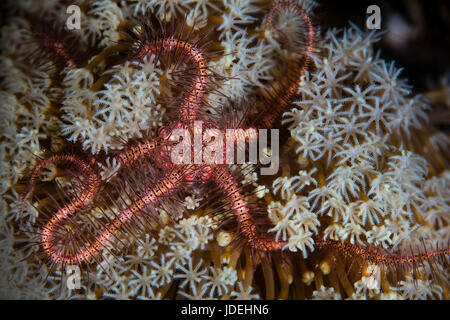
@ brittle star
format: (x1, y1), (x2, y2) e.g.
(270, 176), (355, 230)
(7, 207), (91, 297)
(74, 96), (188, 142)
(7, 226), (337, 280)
(21, 2), (448, 276)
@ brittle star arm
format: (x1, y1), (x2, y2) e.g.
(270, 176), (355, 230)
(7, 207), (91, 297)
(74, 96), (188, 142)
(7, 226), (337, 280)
(114, 139), (161, 168)
(314, 237), (450, 268)
(39, 164), (193, 266)
(206, 162), (450, 261)
(210, 165), (287, 251)
(115, 34), (210, 166)
(136, 36), (209, 122)
(258, 1), (315, 129)
(20, 155), (101, 217)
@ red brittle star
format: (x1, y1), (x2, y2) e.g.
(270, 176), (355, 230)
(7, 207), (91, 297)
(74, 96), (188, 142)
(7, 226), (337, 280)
(21, 2), (449, 278)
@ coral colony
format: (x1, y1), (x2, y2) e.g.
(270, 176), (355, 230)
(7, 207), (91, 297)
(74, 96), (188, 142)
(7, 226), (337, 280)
(0, 0), (448, 300)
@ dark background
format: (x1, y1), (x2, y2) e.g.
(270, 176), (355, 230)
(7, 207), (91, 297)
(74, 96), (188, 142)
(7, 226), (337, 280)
(316, 0), (450, 93)
(316, 0), (450, 130)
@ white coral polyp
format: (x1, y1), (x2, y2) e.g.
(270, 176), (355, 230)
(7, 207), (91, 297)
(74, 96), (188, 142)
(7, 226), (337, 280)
(60, 58), (165, 154)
